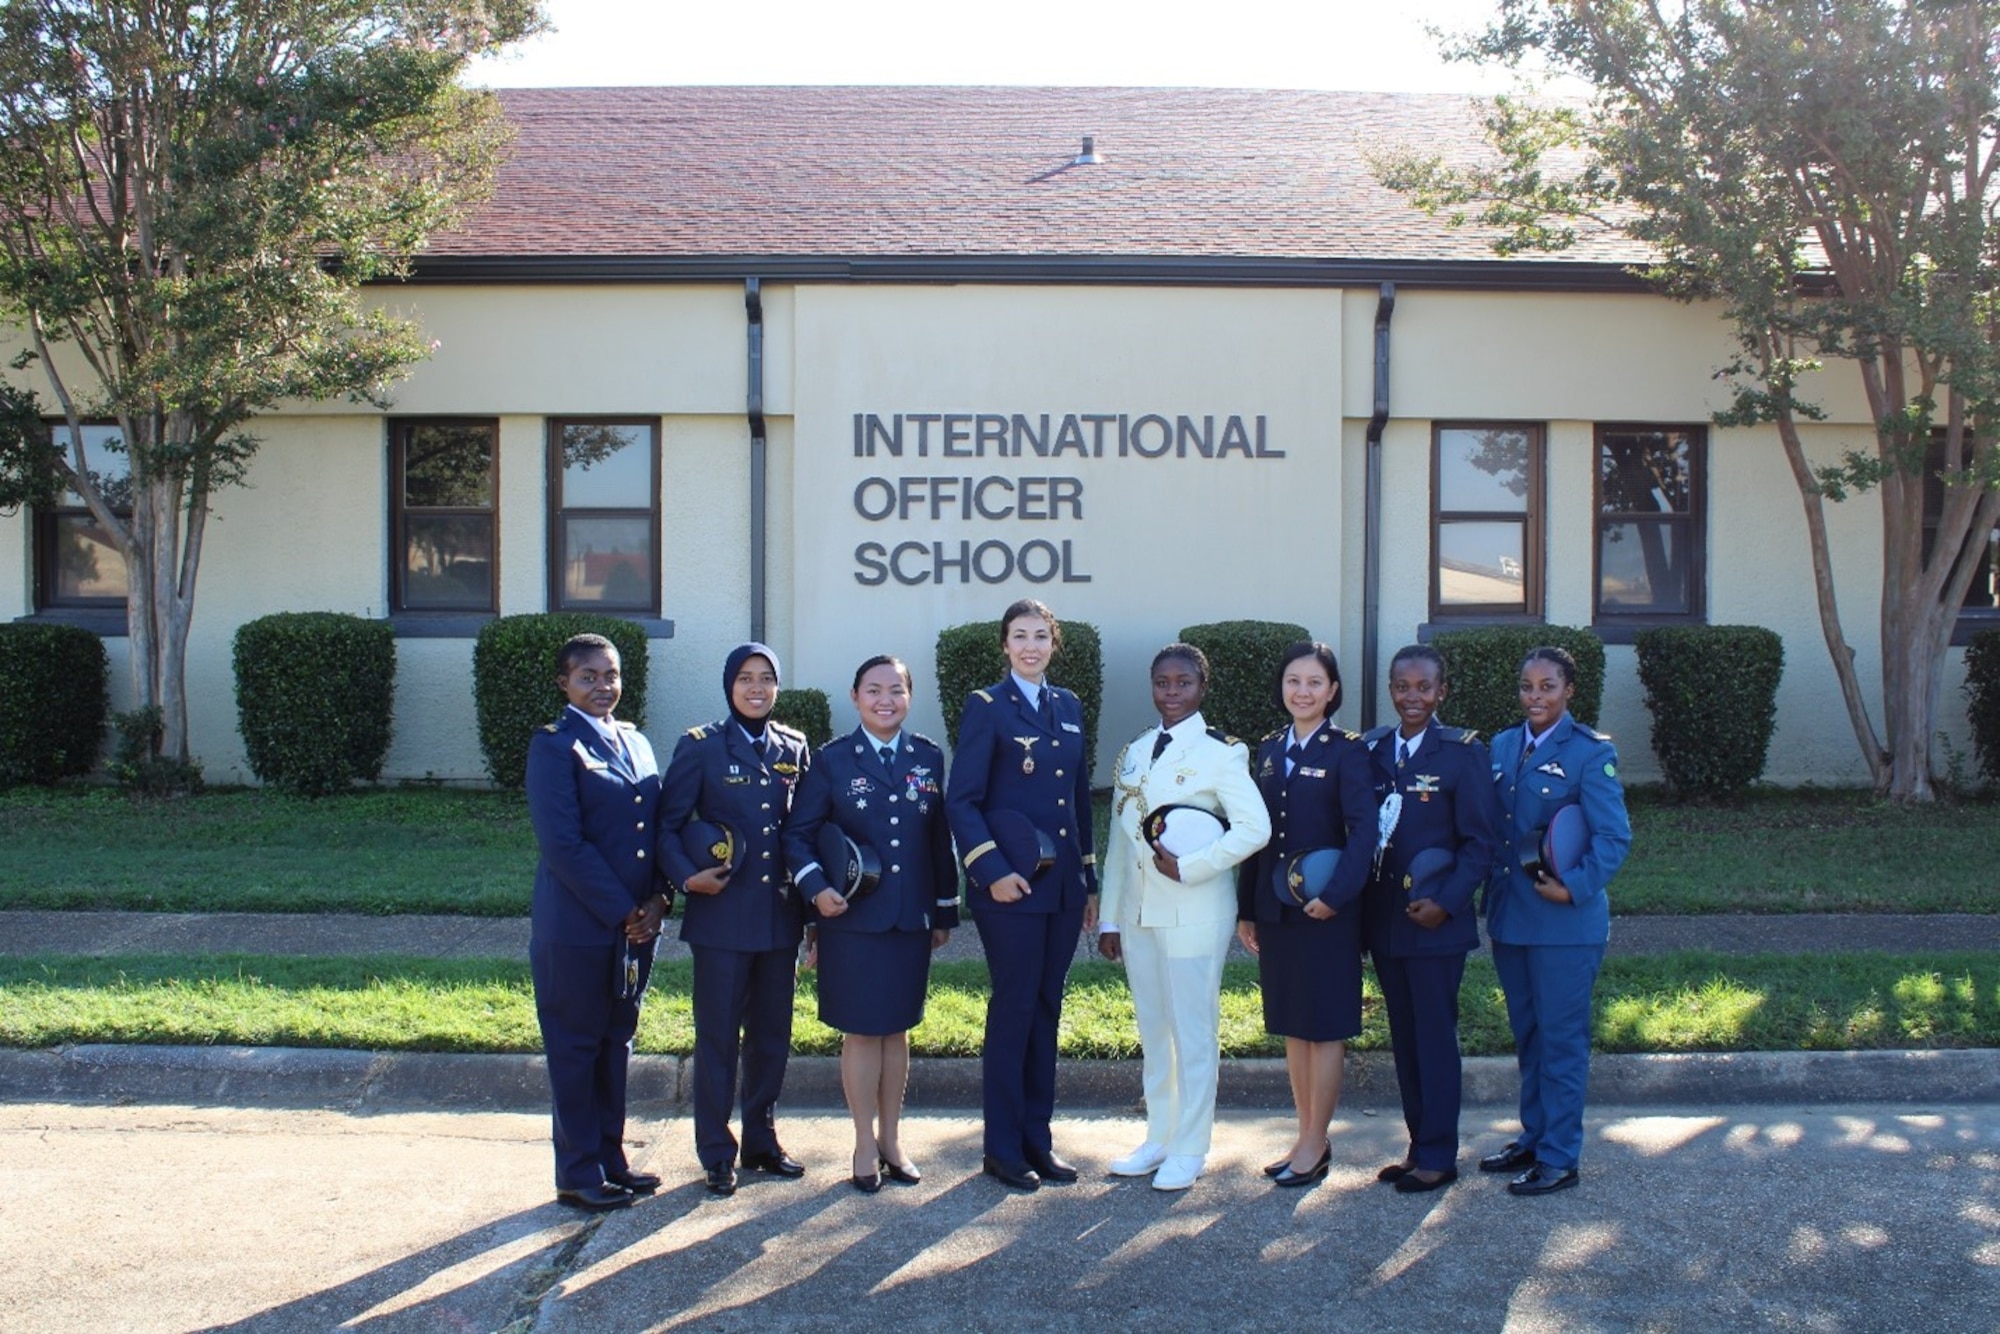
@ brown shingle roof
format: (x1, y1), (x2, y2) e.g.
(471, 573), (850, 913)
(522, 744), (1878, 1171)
(426, 86), (1645, 271)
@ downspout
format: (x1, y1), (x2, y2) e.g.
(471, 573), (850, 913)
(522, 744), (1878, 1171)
(1361, 282), (1396, 731)
(745, 277), (767, 644)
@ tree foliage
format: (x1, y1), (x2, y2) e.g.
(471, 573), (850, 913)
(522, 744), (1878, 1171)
(1377, 0), (2000, 800)
(0, 0), (543, 763)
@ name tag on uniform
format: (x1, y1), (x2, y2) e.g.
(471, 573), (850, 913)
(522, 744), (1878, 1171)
(1300, 766), (1327, 779)
(1061, 721), (1081, 733)
(723, 774), (751, 785)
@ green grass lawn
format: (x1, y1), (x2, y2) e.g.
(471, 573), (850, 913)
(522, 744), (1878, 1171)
(2, 783), (1996, 916)
(3, 952), (1992, 1056)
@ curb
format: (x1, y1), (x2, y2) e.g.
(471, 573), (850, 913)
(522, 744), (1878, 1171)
(4, 1045), (1996, 1113)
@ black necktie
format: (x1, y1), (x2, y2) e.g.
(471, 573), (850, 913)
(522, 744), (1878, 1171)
(1396, 738), (1411, 769)
(878, 743), (896, 770)
(1152, 730), (1173, 762)
(1285, 742), (1304, 776)
(1037, 688), (1054, 730)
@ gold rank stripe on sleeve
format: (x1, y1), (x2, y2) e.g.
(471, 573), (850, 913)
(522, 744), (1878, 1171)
(686, 724), (710, 740)
(962, 840), (997, 867)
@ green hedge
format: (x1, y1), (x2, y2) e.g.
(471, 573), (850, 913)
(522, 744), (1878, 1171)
(232, 613), (395, 796)
(1178, 619), (1310, 743)
(0, 623), (107, 786)
(770, 687), (834, 749)
(473, 614), (652, 788)
(1637, 625), (1784, 798)
(1428, 626), (1605, 741)
(1965, 629), (2000, 787)
(936, 617), (1103, 773)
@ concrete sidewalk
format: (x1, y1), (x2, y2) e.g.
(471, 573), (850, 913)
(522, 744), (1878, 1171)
(2, 1102), (1993, 1333)
(6, 908), (1998, 961)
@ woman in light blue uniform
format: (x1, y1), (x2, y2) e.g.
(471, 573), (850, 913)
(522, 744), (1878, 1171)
(786, 654), (958, 1193)
(1482, 645), (1633, 1196)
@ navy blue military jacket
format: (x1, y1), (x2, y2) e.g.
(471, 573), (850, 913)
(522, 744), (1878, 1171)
(1485, 714), (1632, 947)
(943, 679), (1097, 916)
(1332, 723), (1499, 958)
(657, 718), (810, 953)
(526, 708), (669, 947)
(1235, 721), (1374, 924)
(784, 727), (960, 935)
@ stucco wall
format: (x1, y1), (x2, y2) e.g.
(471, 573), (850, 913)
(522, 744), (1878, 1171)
(0, 279), (1972, 787)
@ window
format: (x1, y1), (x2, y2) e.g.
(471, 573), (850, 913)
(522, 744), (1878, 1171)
(391, 419), (497, 613)
(1922, 433), (2000, 619)
(548, 418), (659, 613)
(1594, 425), (1707, 623)
(1432, 423), (1544, 618)
(36, 422), (131, 608)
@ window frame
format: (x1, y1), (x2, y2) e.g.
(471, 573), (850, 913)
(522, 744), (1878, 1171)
(1430, 420), (1546, 622)
(546, 416), (662, 616)
(1591, 422), (1709, 628)
(34, 419), (131, 612)
(389, 417), (500, 615)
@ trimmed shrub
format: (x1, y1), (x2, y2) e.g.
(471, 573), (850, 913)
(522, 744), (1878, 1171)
(233, 612), (396, 796)
(1964, 629), (2000, 786)
(770, 687), (834, 749)
(0, 622), (108, 785)
(1428, 626), (1605, 742)
(936, 617), (1104, 773)
(109, 705), (204, 797)
(1177, 619), (1310, 743)
(1636, 625), (1783, 798)
(474, 614), (652, 788)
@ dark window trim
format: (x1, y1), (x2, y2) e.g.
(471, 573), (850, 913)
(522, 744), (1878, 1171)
(14, 608), (128, 637)
(1430, 421), (1546, 622)
(547, 416), (662, 616)
(34, 418), (130, 612)
(389, 417), (500, 615)
(1591, 423), (1709, 627)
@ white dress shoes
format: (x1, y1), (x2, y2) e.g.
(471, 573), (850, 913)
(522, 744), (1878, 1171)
(1108, 1142), (1168, 1177)
(1151, 1154), (1205, 1191)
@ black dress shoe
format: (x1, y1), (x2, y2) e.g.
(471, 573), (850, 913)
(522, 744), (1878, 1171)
(705, 1165), (738, 1196)
(742, 1150), (806, 1178)
(982, 1155), (1042, 1191)
(1392, 1167), (1458, 1194)
(1479, 1142), (1537, 1174)
(1376, 1161), (1415, 1183)
(1024, 1148), (1078, 1183)
(1274, 1142), (1333, 1189)
(1263, 1157), (1290, 1178)
(556, 1182), (636, 1212)
(879, 1158), (923, 1185)
(607, 1171), (662, 1194)
(851, 1170), (882, 1194)
(1507, 1164), (1579, 1196)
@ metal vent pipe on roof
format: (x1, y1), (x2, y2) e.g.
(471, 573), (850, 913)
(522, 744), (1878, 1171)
(1073, 135), (1102, 165)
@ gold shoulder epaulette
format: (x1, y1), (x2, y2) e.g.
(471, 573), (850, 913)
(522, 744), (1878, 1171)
(541, 722), (559, 733)
(1208, 725), (1241, 747)
(1260, 726), (1287, 743)
(973, 689), (994, 703)
(686, 724), (710, 740)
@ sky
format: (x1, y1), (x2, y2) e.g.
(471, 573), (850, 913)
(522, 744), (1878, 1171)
(465, 0), (1565, 95)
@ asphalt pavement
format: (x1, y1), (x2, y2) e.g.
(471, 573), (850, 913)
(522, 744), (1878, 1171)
(2, 1102), (1993, 1333)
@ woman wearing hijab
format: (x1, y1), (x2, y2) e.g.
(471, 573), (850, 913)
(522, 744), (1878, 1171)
(659, 643), (812, 1196)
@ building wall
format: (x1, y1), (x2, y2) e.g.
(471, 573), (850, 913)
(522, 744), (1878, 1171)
(2, 279), (1969, 786)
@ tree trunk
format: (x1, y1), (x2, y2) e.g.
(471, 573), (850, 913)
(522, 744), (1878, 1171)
(1879, 589), (1951, 802)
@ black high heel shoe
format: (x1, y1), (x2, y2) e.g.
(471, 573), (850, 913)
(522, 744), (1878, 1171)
(851, 1168), (883, 1194)
(879, 1157), (923, 1185)
(1274, 1141), (1333, 1189)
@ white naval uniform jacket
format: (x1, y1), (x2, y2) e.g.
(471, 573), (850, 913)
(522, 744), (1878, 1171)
(1100, 711), (1271, 932)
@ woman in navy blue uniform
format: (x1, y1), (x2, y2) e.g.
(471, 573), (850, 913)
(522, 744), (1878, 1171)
(658, 643), (811, 1196)
(525, 633), (670, 1212)
(1234, 641), (1374, 1188)
(944, 598), (1098, 1192)
(1335, 643), (1498, 1194)
(1481, 645), (1632, 1196)
(785, 654), (958, 1193)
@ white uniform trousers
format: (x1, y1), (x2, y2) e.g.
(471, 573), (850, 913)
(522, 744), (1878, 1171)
(1121, 915), (1235, 1157)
